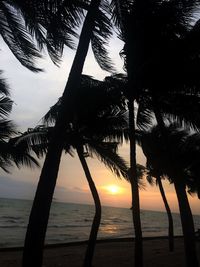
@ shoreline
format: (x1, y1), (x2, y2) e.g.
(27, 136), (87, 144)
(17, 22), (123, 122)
(1, 236), (200, 267)
(0, 235), (185, 252)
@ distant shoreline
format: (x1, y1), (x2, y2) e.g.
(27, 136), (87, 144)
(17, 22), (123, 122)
(0, 236), (185, 252)
(1, 236), (200, 267)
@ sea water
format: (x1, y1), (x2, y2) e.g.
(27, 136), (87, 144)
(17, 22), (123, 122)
(0, 198), (200, 248)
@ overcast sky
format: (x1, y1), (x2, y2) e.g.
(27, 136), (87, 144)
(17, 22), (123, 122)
(0, 34), (199, 215)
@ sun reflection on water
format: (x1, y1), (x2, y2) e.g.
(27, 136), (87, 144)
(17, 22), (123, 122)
(100, 225), (118, 234)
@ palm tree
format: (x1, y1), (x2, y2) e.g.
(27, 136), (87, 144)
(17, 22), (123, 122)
(18, 123), (128, 267)
(44, 75), (128, 267)
(22, 1), (113, 266)
(24, 56), (125, 264)
(0, 6), (115, 264)
(138, 125), (199, 267)
(137, 81), (200, 262)
(17, 76), (127, 266)
(76, 144), (128, 267)
(110, 1), (200, 266)
(137, 135), (175, 252)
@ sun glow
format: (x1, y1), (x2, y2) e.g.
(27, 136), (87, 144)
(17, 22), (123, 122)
(106, 185), (121, 195)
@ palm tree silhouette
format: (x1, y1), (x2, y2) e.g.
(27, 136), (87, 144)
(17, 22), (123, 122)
(137, 131), (174, 252)
(111, 1), (200, 266)
(19, 124), (128, 267)
(19, 75), (128, 267)
(44, 76), (128, 267)
(18, 1), (200, 266)
(22, 1), (114, 266)
(138, 125), (199, 267)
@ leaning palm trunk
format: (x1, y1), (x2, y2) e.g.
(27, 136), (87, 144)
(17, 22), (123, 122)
(152, 97), (199, 267)
(77, 146), (101, 267)
(173, 179), (198, 267)
(128, 100), (143, 267)
(113, 2), (143, 265)
(156, 175), (174, 252)
(22, 1), (102, 266)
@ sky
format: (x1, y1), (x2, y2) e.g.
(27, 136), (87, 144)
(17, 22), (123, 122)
(0, 33), (199, 216)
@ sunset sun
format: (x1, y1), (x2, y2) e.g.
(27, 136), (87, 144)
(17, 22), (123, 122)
(106, 185), (121, 195)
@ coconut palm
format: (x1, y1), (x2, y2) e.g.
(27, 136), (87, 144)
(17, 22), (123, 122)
(76, 144), (128, 267)
(23, 73), (128, 267)
(22, 1), (115, 266)
(137, 80), (200, 261)
(17, 123), (128, 267)
(44, 75), (128, 267)
(138, 125), (199, 266)
(144, 88), (200, 266)
(110, 1), (200, 265)
(136, 134), (175, 252)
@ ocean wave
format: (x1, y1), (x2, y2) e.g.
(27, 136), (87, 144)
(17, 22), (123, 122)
(48, 224), (91, 228)
(0, 224), (26, 229)
(143, 228), (164, 233)
(73, 218), (92, 223)
(1, 215), (22, 220)
(101, 218), (128, 225)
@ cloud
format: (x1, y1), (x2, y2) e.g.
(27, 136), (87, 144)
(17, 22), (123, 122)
(53, 185), (92, 204)
(0, 175), (93, 205)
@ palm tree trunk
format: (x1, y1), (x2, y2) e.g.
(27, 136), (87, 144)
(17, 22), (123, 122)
(22, 1), (101, 266)
(77, 147), (101, 267)
(128, 100), (143, 267)
(174, 179), (199, 267)
(115, 2), (143, 265)
(156, 175), (174, 252)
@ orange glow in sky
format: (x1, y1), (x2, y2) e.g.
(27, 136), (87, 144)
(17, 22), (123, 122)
(104, 185), (123, 195)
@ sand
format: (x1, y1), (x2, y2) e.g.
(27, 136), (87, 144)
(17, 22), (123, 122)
(0, 237), (199, 267)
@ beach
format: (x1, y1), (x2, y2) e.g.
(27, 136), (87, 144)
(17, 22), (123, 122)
(1, 200), (200, 266)
(1, 237), (199, 267)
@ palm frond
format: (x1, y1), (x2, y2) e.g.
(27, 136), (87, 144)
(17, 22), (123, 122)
(0, 1), (42, 72)
(42, 98), (61, 125)
(0, 140), (13, 171)
(136, 163), (147, 190)
(136, 103), (154, 130)
(0, 96), (13, 117)
(84, 109), (128, 144)
(86, 141), (129, 180)
(8, 0), (86, 65)
(11, 150), (40, 169)
(146, 173), (155, 186)
(0, 119), (16, 141)
(0, 71), (10, 96)
(160, 93), (200, 131)
(11, 125), (50, 158)
(90, 0), (114, 72)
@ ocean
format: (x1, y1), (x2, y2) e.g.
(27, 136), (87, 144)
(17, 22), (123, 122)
(0, 198), (200, 248)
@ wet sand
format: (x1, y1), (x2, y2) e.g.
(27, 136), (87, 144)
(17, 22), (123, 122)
(0, 237), (199, 266)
